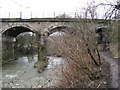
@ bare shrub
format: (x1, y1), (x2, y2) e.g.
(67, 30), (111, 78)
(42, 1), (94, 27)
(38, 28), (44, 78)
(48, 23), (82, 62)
(48, 20), (103, 88)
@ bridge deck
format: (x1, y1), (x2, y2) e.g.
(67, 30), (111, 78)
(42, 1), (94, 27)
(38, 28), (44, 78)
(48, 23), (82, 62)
(0, 18), (110, 23)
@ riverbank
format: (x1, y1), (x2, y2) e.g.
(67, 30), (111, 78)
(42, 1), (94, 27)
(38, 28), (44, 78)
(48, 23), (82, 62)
(2, 52), (117, 88)
(100, 51), (119, 88)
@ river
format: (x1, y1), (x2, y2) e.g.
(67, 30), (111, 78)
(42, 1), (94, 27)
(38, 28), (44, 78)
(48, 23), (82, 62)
(2, 55), (65, 88)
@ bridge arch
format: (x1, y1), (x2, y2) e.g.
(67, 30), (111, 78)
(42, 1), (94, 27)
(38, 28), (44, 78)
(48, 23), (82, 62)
(1, 24), (39, 37)
(45, 25), (71, 36)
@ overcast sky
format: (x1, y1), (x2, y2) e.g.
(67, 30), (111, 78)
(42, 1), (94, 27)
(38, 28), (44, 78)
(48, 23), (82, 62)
(0, 0), (116, 19)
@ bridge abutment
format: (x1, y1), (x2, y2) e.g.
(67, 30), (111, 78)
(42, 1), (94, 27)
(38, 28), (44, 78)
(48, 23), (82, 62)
(2, 36), (16, 64)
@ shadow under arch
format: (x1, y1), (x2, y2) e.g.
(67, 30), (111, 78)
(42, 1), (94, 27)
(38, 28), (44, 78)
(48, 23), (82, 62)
(2, 24), (39, 64)
(45, 25), (72, 57)
(2, 25), (39, 37)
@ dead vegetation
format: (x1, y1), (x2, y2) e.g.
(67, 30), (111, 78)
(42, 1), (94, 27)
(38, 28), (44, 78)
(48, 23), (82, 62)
(45, 0), (120, 88)
(46, 19), (109, 88)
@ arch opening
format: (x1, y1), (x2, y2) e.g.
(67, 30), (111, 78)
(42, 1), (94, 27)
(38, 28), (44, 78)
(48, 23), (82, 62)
(46, 25), (70, 57)
(46, 25), (70, 37)
(2, 26), (36, 37)
(2, 25), (39, 64)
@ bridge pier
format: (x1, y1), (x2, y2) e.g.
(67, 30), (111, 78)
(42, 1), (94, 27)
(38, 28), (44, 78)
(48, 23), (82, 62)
(38, 34), (46, 61)
(34, 34), (48, 73)
(2, 35), (16, 64)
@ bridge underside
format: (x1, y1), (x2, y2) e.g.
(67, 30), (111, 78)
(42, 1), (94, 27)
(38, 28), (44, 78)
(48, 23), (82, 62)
(3, 26), (34, 37)
(2, 26), (38, 64)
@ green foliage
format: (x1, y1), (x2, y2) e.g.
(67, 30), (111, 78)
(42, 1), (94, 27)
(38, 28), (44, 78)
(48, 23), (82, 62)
(14, 32), (38, 57)
(2, 32), (38, 64)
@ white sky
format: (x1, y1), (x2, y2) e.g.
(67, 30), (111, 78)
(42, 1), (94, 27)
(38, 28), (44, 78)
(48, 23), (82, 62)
(0, 0), (117, 19)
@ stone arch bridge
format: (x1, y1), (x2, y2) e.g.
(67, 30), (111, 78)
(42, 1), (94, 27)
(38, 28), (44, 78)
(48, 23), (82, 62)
(0, 18), (109, 65)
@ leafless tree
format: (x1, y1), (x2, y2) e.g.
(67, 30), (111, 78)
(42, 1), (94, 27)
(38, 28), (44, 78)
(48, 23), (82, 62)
(83, 0), (120, 19)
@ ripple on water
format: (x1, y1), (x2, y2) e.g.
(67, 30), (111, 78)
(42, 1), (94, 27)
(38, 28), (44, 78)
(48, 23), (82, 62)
(2, 55), (66, 88)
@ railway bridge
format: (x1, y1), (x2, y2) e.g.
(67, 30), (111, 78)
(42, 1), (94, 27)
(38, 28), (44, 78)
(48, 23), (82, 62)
(0, 18), (109, 66)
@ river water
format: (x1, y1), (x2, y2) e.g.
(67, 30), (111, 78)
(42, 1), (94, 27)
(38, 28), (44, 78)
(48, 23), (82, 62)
(2, 55), (65, 88)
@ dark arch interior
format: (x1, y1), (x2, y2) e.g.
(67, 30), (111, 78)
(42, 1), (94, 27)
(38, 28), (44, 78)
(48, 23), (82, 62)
(2, 26), (35, 37)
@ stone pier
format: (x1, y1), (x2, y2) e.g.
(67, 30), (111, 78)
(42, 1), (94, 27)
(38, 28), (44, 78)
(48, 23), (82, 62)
(2, 35), (16, 64)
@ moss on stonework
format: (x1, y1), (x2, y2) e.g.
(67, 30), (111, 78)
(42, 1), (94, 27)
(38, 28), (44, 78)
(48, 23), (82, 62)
(34, 58), (48, 73)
